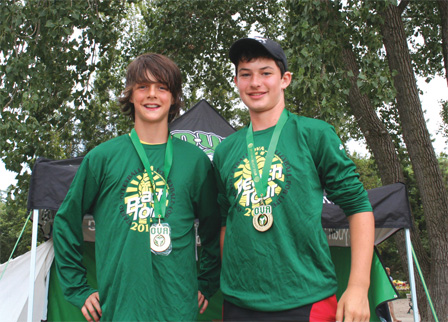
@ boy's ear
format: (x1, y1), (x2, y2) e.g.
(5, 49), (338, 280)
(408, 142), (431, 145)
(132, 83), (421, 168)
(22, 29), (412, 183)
(234, 75), (238, 85)
(281, 71), (292, 90)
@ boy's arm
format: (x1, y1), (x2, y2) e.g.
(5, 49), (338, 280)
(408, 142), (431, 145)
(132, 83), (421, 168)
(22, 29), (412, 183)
(53, 157), (99, 310)
(213, 153), (230, 261)
(335, 211), (375, 322)
(196, 162), (221, 302)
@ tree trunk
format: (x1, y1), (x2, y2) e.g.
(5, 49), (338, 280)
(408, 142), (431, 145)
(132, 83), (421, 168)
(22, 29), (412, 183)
(340, 48), (403, 184)
(340, 43), (431, 322)
(380, 3), (448, 321)
(438, 0), (448, 86)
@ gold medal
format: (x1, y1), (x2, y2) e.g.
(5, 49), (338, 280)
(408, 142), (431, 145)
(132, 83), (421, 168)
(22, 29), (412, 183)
(252, 204), (273, 232)
(150, 222), (172, 254)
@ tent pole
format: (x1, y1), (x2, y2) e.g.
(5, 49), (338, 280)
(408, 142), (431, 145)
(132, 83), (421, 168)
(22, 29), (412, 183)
(27, 209), (39, 322)
(405, 228), (419, 322)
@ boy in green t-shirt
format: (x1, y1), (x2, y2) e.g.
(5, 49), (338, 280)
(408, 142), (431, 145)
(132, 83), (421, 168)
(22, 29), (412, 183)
(214, 37), (375, 322)
(53, 53), (220, 321)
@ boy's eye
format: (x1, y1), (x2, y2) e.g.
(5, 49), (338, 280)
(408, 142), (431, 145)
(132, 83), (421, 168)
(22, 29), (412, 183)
(263, 72), (272, 76)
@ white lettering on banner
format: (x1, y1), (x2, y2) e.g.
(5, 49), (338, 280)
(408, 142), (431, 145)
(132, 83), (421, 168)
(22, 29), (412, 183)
(325, 228), (351, 247)
(88, 219), (95, 231)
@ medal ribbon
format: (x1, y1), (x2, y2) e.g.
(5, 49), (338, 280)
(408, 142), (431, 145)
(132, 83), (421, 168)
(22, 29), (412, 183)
(246, 109), (288, 203)
(130, 128), (173, 220)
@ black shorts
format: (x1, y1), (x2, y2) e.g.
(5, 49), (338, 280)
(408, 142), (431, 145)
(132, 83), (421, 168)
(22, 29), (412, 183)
(223, 294), (337, 321)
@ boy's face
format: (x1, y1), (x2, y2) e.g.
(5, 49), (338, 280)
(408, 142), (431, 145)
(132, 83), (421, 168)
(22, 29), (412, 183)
(234, 57), (291, 115)
(130, 73), (174, 126)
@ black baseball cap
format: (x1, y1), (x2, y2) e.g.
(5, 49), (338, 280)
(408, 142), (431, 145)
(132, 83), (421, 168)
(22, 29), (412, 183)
(229, 37), (288, 71)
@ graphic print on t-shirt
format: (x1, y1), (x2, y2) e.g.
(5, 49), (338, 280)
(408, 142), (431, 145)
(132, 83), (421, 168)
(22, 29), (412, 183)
(233, 146), (290, 216)
(122, 167), (170, 233)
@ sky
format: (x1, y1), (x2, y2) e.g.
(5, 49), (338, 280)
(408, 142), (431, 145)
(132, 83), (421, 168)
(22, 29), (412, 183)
(0, 77), (447, 193)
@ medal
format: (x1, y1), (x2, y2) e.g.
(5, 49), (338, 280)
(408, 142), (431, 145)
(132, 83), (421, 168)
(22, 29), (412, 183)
(150, 221), (172, 254)
(252, 204), (273, 232)
(245, 109), (289, 232)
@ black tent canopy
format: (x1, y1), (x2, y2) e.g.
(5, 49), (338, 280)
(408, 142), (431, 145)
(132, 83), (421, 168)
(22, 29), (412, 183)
(27, 156), (412, 246)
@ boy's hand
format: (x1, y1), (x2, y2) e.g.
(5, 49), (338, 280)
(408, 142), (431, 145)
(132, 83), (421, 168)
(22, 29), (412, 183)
(198, 291), (209, 314)
(335, 285), (370, 322)
(82, 292), (102, 322)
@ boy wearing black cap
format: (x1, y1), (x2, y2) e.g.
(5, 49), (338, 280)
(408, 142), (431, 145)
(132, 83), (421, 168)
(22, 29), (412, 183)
(213, 37), (375, 321)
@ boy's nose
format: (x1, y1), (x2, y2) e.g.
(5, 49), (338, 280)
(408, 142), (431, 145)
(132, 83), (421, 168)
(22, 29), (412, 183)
(250, 75), (261, 87)
(146, 85), (156, 97)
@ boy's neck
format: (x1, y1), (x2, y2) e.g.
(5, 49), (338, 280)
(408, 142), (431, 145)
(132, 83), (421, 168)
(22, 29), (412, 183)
(133, 121), (169, 144)
(250, 106), (285, 131)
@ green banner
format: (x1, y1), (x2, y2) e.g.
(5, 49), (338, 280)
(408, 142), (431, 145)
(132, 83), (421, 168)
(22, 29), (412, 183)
(331, 247), (398, 322)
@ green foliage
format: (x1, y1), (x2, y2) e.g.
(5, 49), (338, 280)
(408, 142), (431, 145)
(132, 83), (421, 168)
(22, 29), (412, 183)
(285, 0), (351, 121)
(438, 153), (448, 181)
(0, 196), (44, 264)
(377, 238), (406, 280)
(102, 0), (285, 125)
(404, 1), (446, 80)
(441, 99), (448, 140)
(0, 0), (131, 209)
(350, 152), (382, 190)
(284, 0), (399, 144)
(403, 165), (428, 250)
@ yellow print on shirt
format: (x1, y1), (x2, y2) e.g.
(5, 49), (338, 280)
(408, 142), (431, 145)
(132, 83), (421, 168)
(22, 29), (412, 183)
(124, 167), (169, 228)
(234, 147), (284, 214)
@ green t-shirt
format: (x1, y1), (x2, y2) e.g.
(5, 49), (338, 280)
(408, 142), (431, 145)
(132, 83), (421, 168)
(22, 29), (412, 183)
(53, 134), (220, 321)
(213, 111), (372, 311)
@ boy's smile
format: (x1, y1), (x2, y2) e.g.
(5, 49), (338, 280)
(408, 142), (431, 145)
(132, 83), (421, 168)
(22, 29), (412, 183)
(130, 73), (174, 127)
(235, 58), (291, 118)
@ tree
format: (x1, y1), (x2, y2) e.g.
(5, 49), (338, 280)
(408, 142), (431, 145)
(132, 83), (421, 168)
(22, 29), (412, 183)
(0, 0), (131, 210)
(0, 194), (44, 264)
(95, 0), (286, 126)
(380, 4), (448, 319)
(285, 1), (447, 320)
